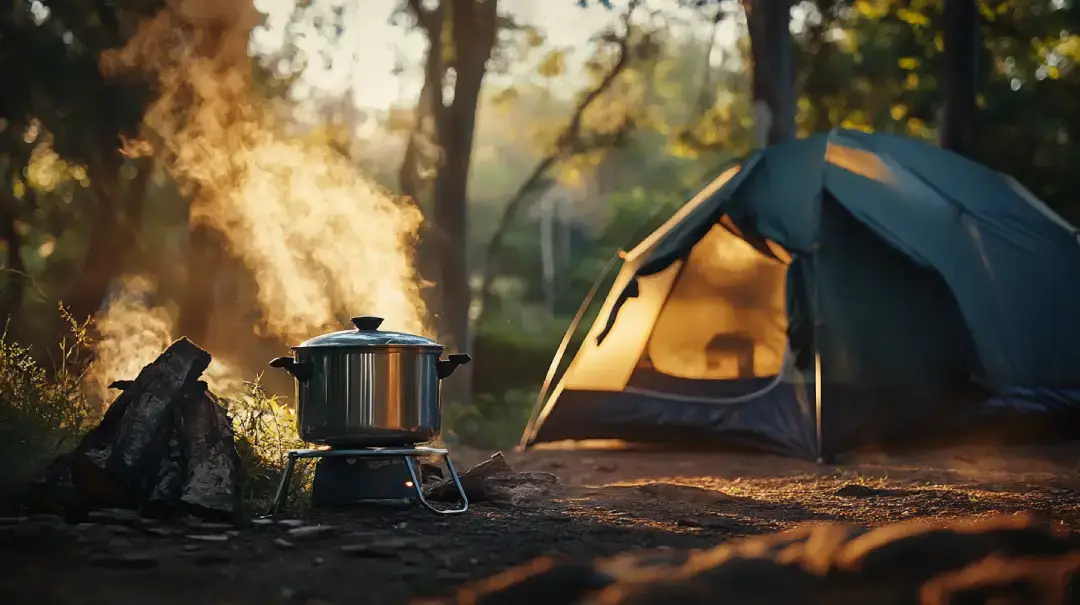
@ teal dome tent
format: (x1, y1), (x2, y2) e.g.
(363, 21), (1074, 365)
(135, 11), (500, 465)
(521, 129), (1080, 459)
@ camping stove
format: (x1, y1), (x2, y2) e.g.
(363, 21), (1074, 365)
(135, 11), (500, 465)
(267, 446), (468, 515)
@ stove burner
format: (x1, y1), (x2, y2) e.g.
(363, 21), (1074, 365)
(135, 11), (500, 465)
(311, 456), (415, 508)
(268, 446), (468, 515)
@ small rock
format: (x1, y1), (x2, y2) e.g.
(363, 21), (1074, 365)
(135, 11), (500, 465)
(183, 544), (201, 552)
(90, 508), (140, 523)
(251, 518), (275, 529)
(187, 534), (230, 542)
(144, 526), (179, 538)
(287, 525), (336, 541)
(1050, 487), (1068, 495)
(106, 524), (133, 534)
(273, 538), (296, 550)
(596, 464), (618, 473)
(89, 553), (159, 570)
(277, 519), (305, 529)
(226, 530), (240, 538)
(312, 556), (325, 566)
(29, 514), (64, 525)
(0, 517), (28, 526)
(5, 521), (64, 542)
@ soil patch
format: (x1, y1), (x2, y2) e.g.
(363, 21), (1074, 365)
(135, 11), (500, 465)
(2, 443), (1079, 604)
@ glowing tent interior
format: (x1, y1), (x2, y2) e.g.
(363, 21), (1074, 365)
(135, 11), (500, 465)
(519, 129), (1080, 460)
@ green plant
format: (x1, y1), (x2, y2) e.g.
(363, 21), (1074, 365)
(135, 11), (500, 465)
(0, 305), (99, 511)
(221, 376), (312, 514)
(445, 389), (537, 450)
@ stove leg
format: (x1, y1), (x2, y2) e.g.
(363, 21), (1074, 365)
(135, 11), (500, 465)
(403, 454), (469, 515)
(268, 453), (298, 515)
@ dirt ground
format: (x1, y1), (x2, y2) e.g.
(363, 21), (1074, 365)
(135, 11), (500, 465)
(2, 442), (1079, 605)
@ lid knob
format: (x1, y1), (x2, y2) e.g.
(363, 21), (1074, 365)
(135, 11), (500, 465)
(351, 316), (384, 331)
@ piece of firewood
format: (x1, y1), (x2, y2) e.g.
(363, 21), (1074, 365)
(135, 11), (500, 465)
(425, 452), (558, 504)
(178, 389), (242, 521)
(90, 338), (211, 501)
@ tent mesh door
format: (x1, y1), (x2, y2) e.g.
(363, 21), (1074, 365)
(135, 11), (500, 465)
(642, 224), (790, 381)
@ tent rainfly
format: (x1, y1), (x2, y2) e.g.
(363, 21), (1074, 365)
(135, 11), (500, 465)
(520, 129), (1080, 460)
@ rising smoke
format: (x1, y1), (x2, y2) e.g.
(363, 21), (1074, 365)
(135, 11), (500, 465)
(84, 0), (428, 401)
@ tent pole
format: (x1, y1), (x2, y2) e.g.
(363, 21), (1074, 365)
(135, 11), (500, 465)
(812, 244), (825, 464)
(518, 254), (620, 450)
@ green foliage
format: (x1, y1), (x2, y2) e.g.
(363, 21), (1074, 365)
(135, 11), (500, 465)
(222, 377), (311, 515)
(473, 310), (575, 397)
(444, 389), (537, 449)
(792, 0), (1080, 222)
(0, 305), (99, 511)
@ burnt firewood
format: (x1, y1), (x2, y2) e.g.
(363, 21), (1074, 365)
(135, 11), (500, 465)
(99, 338), (211, 501)
(178, 389), (242, 521)
(29, 338), (226, 518)
(142, 408), (185, 520)
(425, 452), (558, 505)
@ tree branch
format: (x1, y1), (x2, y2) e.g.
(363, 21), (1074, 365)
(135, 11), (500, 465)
(473, 0), (643, 329)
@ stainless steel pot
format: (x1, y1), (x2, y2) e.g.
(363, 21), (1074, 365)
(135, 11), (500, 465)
(268, 315), (471, 447)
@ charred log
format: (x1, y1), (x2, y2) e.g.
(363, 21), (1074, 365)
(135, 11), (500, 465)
(29, 338), (241, 521)
(178, 389), (242, 521)
(425, 452), (558, 505)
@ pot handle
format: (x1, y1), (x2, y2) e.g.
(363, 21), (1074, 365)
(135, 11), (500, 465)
(436, 353), (472, 380)
(269, 356), (314, 382)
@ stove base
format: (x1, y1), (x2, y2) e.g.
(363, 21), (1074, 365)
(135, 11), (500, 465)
(310, 455), (415, 508)
(267, 446), (468, 516)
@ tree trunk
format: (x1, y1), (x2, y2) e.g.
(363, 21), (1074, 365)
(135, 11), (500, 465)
(429, 0), (498, 405)
(0, 176), (25, 327)
(399, 2), (447, 333)
(803, 0), (837, 133)
(744, 0), (796, 147)
(540, 195), (556, 314)
(940, 0), (979, 156)
(64, 156), (153, 324)
(177, 221), (226, 345)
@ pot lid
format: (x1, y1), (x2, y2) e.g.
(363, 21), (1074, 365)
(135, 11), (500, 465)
(295, 316), (443, 349)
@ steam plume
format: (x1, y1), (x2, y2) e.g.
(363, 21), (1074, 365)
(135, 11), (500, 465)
(99, 0), (427, 347)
